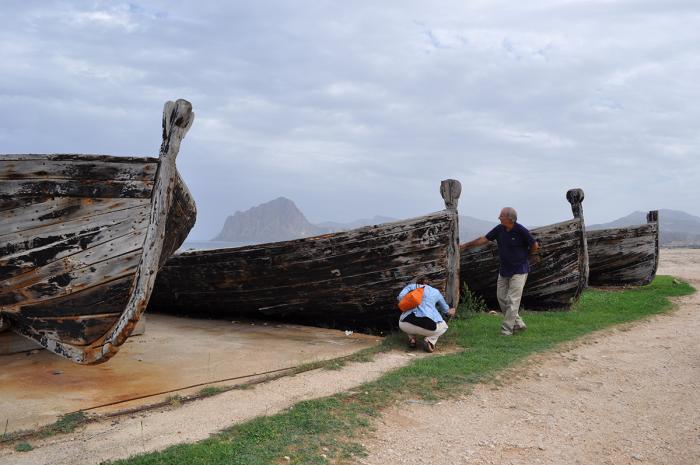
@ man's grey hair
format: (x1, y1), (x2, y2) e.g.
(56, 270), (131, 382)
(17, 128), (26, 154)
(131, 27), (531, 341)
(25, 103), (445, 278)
(502, 207), (517, 222)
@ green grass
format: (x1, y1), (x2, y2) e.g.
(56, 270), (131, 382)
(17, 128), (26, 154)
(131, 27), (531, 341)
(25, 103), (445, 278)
(15, 442), (33, 452)
(39, 411), (87, 438)
(198, 386), (229, 398)
(106, 276), (693, 465)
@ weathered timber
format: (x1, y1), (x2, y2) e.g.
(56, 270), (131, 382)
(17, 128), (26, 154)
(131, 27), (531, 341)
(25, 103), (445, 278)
(459, 188), (589, 309)
(587, 210), (659, 286)
(441, 179), (461, 308)
(0, 99), (196, 364)
(149, 181), (462, 331)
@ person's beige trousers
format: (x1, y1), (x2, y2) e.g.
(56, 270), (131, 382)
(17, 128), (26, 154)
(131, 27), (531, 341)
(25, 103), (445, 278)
(399, 320), (448, 346)
(497, 273), (528, 333)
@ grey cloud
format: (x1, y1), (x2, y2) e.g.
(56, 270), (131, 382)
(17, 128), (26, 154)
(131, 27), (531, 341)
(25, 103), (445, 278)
(1, 1), (698, 239)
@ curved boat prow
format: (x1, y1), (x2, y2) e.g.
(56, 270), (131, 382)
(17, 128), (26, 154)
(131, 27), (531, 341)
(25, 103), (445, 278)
(0, 99), (197, 364)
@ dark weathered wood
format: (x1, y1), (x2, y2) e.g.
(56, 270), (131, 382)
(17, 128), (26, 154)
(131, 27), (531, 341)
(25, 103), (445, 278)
(0, 158), (157, 181)
(0, 99), (196, 364)
(0, 178), (154, 199)
(440, 179), (461, 308)
(587, 210), (659, 286)
(566, 188), (589, 289)
(150, 205), (458, 331)
(460, 189), (588, 309)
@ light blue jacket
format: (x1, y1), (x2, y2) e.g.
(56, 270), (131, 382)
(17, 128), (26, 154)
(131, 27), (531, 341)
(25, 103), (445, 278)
(397, 283), (450, 323)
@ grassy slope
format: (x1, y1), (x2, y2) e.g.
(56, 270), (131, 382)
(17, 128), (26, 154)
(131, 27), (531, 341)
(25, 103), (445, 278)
(108, 276), (694, 465)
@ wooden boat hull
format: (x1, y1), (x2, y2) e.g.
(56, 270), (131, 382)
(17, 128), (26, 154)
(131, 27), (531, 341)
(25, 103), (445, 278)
(149, 180), (463, 331)
(0, 100), (196, 364)
(587, 211), (659, 286)
(460, 189), (589, 310)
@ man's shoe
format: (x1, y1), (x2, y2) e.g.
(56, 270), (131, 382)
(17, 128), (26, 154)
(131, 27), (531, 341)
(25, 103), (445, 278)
(513, 324), (527, 333)
(500, 329), (513, 336)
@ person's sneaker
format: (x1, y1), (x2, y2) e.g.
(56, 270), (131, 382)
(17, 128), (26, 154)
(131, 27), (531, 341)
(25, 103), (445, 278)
(500, 329), (513, 336)
(513, 324), (527, 333)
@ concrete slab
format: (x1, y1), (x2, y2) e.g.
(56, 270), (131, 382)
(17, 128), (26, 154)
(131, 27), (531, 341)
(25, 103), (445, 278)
(0, 314), (381, 434)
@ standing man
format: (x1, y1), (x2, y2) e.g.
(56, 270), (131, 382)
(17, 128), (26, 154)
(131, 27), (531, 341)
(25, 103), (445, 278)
(463, 207), (539, 336)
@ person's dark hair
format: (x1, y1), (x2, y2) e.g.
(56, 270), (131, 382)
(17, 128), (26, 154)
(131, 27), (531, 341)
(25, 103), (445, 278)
(415, 275), (427, 285)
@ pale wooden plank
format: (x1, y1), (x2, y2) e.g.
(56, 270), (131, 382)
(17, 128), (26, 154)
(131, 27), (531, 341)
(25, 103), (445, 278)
(0, 197), (149, 237)
(1, 217), (149, 279)
(1, 235), (145, 307)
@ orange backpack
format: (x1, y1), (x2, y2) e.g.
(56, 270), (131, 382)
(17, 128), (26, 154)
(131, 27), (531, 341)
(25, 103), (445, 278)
(398, 286), (425, 312)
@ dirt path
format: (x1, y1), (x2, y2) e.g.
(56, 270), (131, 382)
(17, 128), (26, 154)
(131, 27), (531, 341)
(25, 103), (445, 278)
(2, 249), (697, 465)
(0, 351), (430, 465)
(361, 249), (700, 465)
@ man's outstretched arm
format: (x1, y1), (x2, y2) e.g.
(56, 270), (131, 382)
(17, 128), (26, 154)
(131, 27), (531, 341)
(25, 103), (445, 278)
(463, 236), (489, 248)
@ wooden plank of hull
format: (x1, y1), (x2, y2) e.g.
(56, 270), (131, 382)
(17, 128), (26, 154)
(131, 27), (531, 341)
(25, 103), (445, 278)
(9, 313), (121, 346)
(0, 196), (51, 213)
(1, 245), (143, 307)
(587, 213), (659, 286)
(0, 178), (153, 199)
(0, 158), (157, 181)
(0, 197), (149, 237)
(460, 189), (589, 310)
(0, 100), (196, 364)
(149, 210), (455, 329)
(0, 203), (150, 279)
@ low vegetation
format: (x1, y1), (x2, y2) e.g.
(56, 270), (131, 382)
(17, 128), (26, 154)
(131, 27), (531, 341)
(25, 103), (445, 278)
(103, 276), (696, 464)
(39, 411), (87, 437)
(14, 442), (33, 452)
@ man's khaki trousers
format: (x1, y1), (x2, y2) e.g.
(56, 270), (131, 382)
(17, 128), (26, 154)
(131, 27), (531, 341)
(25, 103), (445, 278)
(497, 273), (528, 333)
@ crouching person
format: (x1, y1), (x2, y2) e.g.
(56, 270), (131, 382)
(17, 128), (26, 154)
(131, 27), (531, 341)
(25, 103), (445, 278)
(397, 276), (456, 353)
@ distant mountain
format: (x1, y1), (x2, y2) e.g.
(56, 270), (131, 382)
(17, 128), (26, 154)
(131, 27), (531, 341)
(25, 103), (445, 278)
(459, 215), (497, 242)
(316, 215), (398, 232)
(213, 198), (506, 245)
(588, 209), (700, 247)
(213, 197), (325, 243)
(318, 214), (499, 242)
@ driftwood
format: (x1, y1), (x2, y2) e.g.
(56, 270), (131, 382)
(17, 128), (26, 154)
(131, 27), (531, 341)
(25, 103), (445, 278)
(0, 99), (196, 364)
(587, 210), (659, 286)
(149, 180), (462, 330)
(459, 188), (589, 309)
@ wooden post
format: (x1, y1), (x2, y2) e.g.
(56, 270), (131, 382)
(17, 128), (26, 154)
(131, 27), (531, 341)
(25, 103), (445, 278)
(440, 179), (461, 308)
(566, 188), (589, 289)
(646, 210), (660, 284)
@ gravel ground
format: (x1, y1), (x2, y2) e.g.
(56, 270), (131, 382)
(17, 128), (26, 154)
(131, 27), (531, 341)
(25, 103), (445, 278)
(360, 249), (700, 465)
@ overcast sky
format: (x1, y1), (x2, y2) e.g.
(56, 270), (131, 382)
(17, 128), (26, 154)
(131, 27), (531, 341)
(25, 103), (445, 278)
(2, 1), (698, 239)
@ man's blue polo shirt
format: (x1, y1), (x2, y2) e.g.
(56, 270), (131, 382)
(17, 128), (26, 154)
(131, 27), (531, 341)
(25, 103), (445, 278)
(485, 223), (536, 277)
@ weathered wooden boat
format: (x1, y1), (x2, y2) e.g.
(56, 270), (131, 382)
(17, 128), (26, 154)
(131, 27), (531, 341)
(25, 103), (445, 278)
(459, 189), (589, 309)
(0, 99), (196, 364)
(148, 180), (462, 330)
(587, 211), (659, 286)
